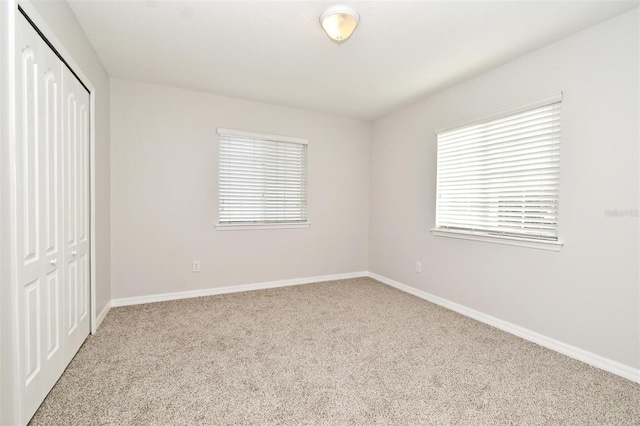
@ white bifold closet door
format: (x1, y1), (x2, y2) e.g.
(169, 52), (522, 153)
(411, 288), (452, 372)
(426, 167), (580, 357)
(15, 11), (90, 423)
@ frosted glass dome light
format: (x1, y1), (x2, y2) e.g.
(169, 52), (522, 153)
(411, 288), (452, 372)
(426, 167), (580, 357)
(320, 5), (360, 43)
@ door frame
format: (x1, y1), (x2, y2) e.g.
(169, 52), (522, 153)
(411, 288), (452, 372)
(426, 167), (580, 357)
(1, 1), (98, 424)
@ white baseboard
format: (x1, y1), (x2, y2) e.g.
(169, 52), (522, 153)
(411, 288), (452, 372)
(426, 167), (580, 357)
(93, 301), (111, 333)
(110, 271), (369, 308)
(103, 269), (639, 384)
(367, 271), (640, 384)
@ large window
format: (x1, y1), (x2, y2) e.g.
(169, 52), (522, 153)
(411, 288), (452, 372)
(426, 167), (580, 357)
(216, 128), (309, 230)
(432, 94), (562, 250)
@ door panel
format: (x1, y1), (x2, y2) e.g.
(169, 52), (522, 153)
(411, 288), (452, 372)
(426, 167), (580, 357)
(16, 11), (90, 423)
(63, 56), (90, 361)
(16, 14), (66, 421)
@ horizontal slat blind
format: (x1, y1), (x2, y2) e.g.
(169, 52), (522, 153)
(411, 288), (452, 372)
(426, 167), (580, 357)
(436, 101), (561, 241)
(218, 129), (307, 225)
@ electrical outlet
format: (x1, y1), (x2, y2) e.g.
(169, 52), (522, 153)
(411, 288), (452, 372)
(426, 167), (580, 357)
(415, 261), (421, 273)
(192, 260), (200, 272)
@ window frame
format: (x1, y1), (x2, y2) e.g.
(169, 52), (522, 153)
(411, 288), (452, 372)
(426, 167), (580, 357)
(216, 128), (310, 231)
(431, 93), (563, 251)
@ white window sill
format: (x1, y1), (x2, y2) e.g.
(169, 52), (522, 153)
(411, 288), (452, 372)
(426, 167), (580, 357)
(216, 222), (311, 231)
(431, 228), (563, 251)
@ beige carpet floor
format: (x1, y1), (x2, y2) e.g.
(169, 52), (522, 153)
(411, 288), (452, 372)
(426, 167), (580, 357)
(30, 277), (640, 425)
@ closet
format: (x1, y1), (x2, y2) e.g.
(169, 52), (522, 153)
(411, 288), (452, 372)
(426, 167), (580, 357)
(15, 9), (91, 422)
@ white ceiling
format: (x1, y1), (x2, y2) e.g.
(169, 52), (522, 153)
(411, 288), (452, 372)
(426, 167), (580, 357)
(67, 1), (638, 120)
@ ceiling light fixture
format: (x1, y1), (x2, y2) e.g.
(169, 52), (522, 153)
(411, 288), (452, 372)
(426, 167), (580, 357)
(320, 5), (360, 44)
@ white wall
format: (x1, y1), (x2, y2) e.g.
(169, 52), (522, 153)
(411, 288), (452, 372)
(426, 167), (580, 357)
(110, 78), (370, 299)
(369, 9), (639, 370)
(30, 0), (111, 315)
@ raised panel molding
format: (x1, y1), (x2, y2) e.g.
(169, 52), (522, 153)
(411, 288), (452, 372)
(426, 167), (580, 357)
(45, 271), (59, 358)
(44, 70), (58, 256)
(24, 279), (40, 384)
(78, 104), (87, 242)
(67, 261), (76, 334)
(22, 48), (38, 265)
(79, 254), (87, 319)
(65, 92), (76, 248)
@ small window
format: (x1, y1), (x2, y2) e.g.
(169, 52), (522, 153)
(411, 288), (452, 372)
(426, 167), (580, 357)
(432, 94), (562, 250)
(216, 128), (309, 230)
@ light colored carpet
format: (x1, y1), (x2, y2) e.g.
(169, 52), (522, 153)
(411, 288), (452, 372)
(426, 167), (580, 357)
(30, 277), (640, 425)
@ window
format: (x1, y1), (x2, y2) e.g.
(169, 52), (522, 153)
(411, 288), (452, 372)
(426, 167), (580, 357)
(432, 94), (562, 250)
(216, 128), (309, 230)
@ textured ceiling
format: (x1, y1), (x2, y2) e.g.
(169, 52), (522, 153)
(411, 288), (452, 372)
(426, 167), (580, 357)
(67, 1), (638, 120)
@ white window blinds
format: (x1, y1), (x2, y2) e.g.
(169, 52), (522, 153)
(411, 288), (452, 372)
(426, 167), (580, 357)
(218, 128), (308, 226)
(435, 96), (561, 242)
